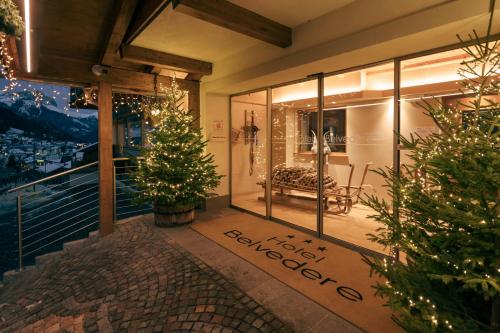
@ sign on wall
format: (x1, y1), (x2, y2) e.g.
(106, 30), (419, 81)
(210, 120), (226, 142)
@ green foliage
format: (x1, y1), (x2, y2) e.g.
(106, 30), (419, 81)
(134, 80), (222, 209)
(0, 0), (23, 36)
(362, 33), (500, 332)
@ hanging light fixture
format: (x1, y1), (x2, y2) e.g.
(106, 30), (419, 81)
(150, 74), (160, 116)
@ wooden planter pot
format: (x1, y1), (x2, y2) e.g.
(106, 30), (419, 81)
(152, 203), (195, 227)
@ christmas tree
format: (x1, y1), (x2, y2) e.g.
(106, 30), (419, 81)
(362, 30), (500, 333)
(134, 80), (221, 210)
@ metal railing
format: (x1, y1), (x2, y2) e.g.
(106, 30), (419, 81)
(1, 157), (151, 274)
(113, 157), (151, 221)
(7, 161), (100, 270)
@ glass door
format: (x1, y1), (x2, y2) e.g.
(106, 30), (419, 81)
(270, 79), (319, 233)
(400, 48), (470, 166)
(322, 63), (394, 254)
(230, 90), (268, 216)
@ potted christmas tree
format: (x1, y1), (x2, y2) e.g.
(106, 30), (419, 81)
(362, 24), (499, 333)
(134, 80), (221, 227)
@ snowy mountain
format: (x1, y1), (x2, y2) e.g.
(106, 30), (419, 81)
(0, 91), (97, 142)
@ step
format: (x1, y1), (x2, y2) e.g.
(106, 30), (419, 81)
(2, 265), (37, 284)
(89, 230), (99, 240)
(63, 238), (89, 252)
(2, 230), (101, 283)
(35, 250), (65, 267)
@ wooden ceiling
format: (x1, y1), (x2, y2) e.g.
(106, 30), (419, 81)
(39, 0), (115, 63)
(10, 0), (293, 93)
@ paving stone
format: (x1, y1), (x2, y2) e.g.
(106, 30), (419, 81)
(0, 215), (291, 333)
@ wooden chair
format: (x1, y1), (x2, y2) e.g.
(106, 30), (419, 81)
(328, 162), (373, 215)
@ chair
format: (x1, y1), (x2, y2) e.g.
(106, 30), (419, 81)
(329, 162), (373, 215)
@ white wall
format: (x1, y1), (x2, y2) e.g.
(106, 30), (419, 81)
(204, 93), (230, 196)
(341, 102), (393, 199)
(400, 99), (441, 166)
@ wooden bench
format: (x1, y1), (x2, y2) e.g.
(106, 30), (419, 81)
(258, 162), (373, 215)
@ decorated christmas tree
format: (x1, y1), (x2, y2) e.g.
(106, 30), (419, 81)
(134, 80), (221, 215)
(362, 29), (500, 333)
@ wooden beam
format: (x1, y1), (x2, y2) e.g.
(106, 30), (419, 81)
(124, 0), (169, 45)
(21, 55), (95, 86)
(120, 45), (212, 75)
(104, 65), (198, 92)
(187, 80), (200, 128)
(98, 81), (114, 236)
(111, 58), (150, 72)
(23, 54), (198, 93)
(150, 66), (162, 74)
(172, 0), (291, 48)
(101, 0), (139, 66)
(185, 73), (204, 81)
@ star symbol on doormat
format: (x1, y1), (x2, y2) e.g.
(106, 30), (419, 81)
(286, 235), (295, 239)
(317, 246), (327, 252)
(304, 239), (313, 244)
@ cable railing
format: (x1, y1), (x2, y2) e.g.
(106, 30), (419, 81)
(0, 158), (151, 276)
(6, 161), (100, 271)
(113, 157), (152, 221)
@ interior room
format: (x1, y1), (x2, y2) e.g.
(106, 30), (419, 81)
(230, 46), (498, 254)
(230, 90), (268, 216)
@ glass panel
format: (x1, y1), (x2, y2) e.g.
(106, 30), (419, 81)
(271, 79), (318, 232)
(400, 49), (469, 167)
(127, 119), (142, 147)
(322, 63), (394, 254)
(230, 90), (267, 216)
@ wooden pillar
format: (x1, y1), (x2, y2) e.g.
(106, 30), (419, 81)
(188, 81), (200, 128)
(98, 81), (114, 236)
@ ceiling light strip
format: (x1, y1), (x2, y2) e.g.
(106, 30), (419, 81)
(24, 0), (31, 73)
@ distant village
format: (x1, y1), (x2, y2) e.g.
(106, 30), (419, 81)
(0, 127), (96, 189)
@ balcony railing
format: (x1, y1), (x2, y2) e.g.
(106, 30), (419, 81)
(1, 158), (151, 274)
(113, 157), (152, 221)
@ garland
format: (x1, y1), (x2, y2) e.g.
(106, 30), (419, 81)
(0, 0), (24, 37)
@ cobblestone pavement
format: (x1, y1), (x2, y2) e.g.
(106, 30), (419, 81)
(0, 216), (292, 333)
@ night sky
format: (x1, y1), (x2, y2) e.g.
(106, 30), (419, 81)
(0, 78), (98, 117)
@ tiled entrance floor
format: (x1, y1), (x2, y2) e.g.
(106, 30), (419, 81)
(0, 209), (363, 333)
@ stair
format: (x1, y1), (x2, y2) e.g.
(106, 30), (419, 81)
(1, 230), (100, 284)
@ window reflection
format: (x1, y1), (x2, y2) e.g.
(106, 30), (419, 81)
(322, 63), (394, 253)
(228, 44), (500, 255)
(271, 79), (318, 232)
(230, 91), (267, 216)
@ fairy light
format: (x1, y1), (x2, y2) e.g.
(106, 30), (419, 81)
(0, 33), (18, 93)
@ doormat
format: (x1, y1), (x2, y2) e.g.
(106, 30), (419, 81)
(191, 213), (400, 333)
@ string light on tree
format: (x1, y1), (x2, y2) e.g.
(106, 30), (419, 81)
(133, 79), (222, 211)
(361, 23), (500, 333)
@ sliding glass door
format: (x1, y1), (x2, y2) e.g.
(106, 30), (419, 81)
(228, 40), (500, 255)
(321, 63), (394, 253)
(400, 48), (470, 167)
(230, 91), (268, 216)
(270, 79), (319, 233)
